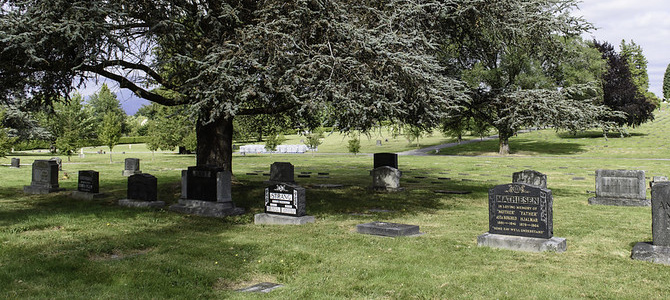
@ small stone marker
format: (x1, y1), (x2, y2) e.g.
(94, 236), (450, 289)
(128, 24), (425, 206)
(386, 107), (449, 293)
(373, 153), (398, 169)
(512, 169), (547, 189)
(356, 222), (421, 237)
(478, 182), (566, 252)
(72, 170), (105, 200)
(269, 162), (295, 183)
(588, 169), (649, 206)
(118, 174), (165, 208)
(376, 140), (382, 146)
(10, 158), (20, 168)
(255, 183), (314, 225)
(122, 158), (142, 176)
(370, 166), (403, 191)
(632, 182), (670, 264)
(169, 166), (244, 217)
(23, 160), (65, 194)
(236, 282), (283, 293)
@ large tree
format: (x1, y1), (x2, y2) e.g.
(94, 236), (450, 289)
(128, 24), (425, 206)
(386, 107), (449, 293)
(440, 0), (613, 155)
(663, 63), (670, 100)
(0, 0), (463, 170)
(39, 93), (95, 160)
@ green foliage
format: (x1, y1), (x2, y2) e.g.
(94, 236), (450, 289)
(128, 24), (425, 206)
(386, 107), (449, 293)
(347, 136), (361, 155)
(304, 128), (325, 151)
(37, 93), (95, 159)
(0, 109), (17, 157)
(143, 104), (195, 152)
(234, 114), (291, 143)
(97, 112), (122, 162)
(118, 136), (148, 144)
(264, 133), (285, 152)
(620, 39), (650, 95)
(86, 84), (127, 134)
(664, 63), (670, 100)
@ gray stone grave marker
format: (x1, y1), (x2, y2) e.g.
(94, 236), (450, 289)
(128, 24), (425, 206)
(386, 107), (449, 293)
(24, 160), (65, 194)
(10, 158), (20, 168)
(376, 140), (382, 146)
(632, 182), (670, 264)
(478, 182), (566, 252)
(169, 166), (244, 217)
(119, 173), (165, 208)
(512, 169), (547, 189)
(651, 176), (669, 188)
(356, 222), (421, 237)
(123, 158), (142, 176)
(370, 166), (402, 191)
(588, 169), (649, 206)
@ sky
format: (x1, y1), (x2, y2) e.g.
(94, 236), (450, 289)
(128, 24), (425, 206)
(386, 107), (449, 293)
(83, 0), (670, 115)
(577, 0), (670, 98)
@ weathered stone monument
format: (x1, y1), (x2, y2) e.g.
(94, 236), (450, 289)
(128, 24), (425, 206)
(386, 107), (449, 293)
(71, 170), (105, 200)
(356, 222), (422, 237)
(122, 158), (142, 176)
(10, 158), (20, 168)
(119, 173), (165, 207)
(512, 169), (547, 189)
(478, 182), (566, 252)
(169, 166), (244, 217)
(23, 160), (65, 194)
(268, 162), (295, 183)
(588, 169), (649, 206)
(370, 166), (402, 191)
(255, 182), (314, 225)
(632, 182), (670, 264)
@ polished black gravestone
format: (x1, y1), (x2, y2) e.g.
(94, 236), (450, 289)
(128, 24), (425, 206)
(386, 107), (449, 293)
(72, 170), (105, 200)
(373, 153), (398, 169)
(588, 169), (649, 206)
(268, 162), (295, 183)
(169, 166), (244, 217)
(255, 183), (314, 225)
(122, 158), (142, 177)
(478, 183), (566, 252)
(118, 174), (165, 208)
(24, 160), (65, 194)
(356, 222), (421, 237)
(512, 169), (547, 189)
(632, 182), (670, 264)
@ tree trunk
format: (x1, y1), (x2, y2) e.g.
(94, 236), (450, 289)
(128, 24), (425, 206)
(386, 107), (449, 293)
(498, 129), (512, 155)
(196, 116), (233, 171)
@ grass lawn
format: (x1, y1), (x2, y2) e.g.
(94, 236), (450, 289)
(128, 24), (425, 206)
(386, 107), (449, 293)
(3, 106), (670, 298)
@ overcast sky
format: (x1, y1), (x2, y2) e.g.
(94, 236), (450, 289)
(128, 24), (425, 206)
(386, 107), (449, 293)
(577, 0), (670, 98)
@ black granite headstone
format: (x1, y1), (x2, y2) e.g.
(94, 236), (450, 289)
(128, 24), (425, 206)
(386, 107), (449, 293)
(373, 153), (398, 169)
(77, 170), (99, 193)
(265, 183), (306, 216)
(270, 162), (294, 183)
(488, 183), (553, 239)
(186, 166), (226, 202)
(127, 174), (157, 202)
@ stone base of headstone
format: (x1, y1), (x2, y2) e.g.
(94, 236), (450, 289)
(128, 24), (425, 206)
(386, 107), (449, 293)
(118, 199), (166, 208)
(71, 191), (106, 200)
(588, 197), (650, 207)
(477, 232), (567, 253)
(631, 242), (670, 265)
(254, 213), (315, 225)
(122, 170), (142, 177)
(23, 186), (65, 195)
(356, 221), (422, 237)
(169, 199), (244, 218)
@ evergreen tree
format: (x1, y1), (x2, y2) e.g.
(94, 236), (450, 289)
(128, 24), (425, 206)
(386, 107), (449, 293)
(620, 40), (650, 95)
(87, 84), (127, 134)
(664, 63), (670, 100)
(98, 112), (123, 163)
(41, 93), (95, 161)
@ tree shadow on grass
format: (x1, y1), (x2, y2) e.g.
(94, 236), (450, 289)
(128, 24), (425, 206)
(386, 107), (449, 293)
(557, 131), (647, 139)
(439, 138), (587, 156)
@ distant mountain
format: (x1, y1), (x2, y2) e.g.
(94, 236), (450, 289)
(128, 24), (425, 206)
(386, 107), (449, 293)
(116, 89), (150, 116)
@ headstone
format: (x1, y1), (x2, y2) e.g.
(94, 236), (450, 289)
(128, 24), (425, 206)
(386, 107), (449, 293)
(255, 183), (314, 225)
(356, 222), (421, 237)
(477, 182), (566, 252)
(651, 176), (669, 188)
(370, 166), (402, 191)
(10, 158), (20, 168)
(169, 166), (244, 217)
(71, 170), (105, 200)
(512, 169), (547, 189)
(122, 158), (142, 176)
(119, 173), (165, 208)
(632, 182), (670, 264)
(373, 153), (398, 169)
(50, 157), (62, 171)
(23, 160), (65, 194)
(588, 169), (649, 206)
(376, 140), (382, 146)
(269, 162), (294, 183)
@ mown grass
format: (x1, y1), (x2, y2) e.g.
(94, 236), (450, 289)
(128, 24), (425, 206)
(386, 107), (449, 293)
(3, 106), (670, 298)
